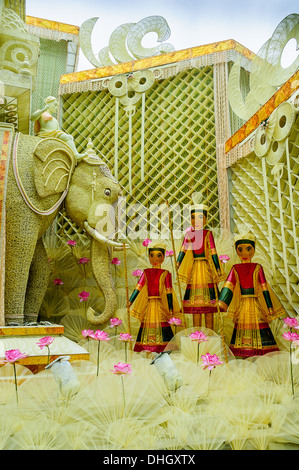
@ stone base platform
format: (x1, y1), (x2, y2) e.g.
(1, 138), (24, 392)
(0, 324), (89, 374)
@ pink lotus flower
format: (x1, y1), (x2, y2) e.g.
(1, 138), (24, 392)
(111, 257), (121, 265)
(67, 240), (77, 246)
(4, 349), (29, 404)
(142, 238), (152, 247)
(166, 250), (174, 257)
(283, 317), (299, 330)
(168, 317), (182, 326)
(82, 329), (94, 338)
(219, 254), (230, 264)
(90, 330), (110, 341)
(109, 318), (122, 328)
(118, 333), (133, 342)
(37, 336), (54, 350)
(53, 278), (64, 286)
(78, 290), (90, 302)
(110, 362), (132, 375)
(201, 353), (224, 370)
(132, 269), (143, 277)
(283, 331), (299, 345)
(78, 257), (90, 264)
(4, 349), (29, 363)
(189, 330), (208, 343)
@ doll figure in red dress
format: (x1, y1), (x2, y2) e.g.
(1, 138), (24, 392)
(176, 195), (225, 329)
(129, 243), (182, 353)
(218, 232), (285, 358)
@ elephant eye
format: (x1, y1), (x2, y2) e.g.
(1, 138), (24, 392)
(104, 188), (111, 197)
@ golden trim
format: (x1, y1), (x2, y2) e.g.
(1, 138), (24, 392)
(260, 282), (268, 292)
(223, 281), (234, 291)
(0, 353), (89, 368)
(225, 70), (299, 154)
(60, 39), (254, 85)
(26, 15), (79, 35)
(0, 325), (64, 336)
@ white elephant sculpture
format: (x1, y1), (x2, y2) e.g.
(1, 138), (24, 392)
(5, 132), (123, 326)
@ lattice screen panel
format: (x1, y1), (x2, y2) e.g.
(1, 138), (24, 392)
(60, 66), (220, 239)
(31, 38), (68, 134)
(229, 147), (299, 315)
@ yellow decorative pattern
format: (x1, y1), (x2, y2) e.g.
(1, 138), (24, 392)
(0, 325), (64, 336)
(225, 70), (299, 154)
(60, 39), (253, 85)
(26, 15), (79, 35)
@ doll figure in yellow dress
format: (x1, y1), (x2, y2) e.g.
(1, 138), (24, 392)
(129, 242), (183, 353)
(218, 231), (285, 358)
(176, 194), (225, 330)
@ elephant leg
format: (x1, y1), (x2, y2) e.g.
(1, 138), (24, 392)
(24, 238), (51, 323)
(5, 229), (38, 325)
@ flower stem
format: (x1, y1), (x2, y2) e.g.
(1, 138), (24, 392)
(125, 342), (128, 362)
(13, 363), (18, 405)
(207, 370), (211, 396)
(197, 343), (199, 365)
(121, 375), (126, 416)
(46, 345), (50, 367)
(290, 343), (295, 397)
(97, 341), (101, 377)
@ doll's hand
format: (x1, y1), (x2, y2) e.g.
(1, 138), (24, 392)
(268, 307), (274, 316)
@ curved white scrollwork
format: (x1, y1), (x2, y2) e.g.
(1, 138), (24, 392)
(79, 15), (175, 67)
(229, 14), (299, 121)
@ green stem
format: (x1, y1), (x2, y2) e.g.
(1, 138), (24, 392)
(97, 341), (101, 377)
(121, 375), (126, 416)
(290, 343), (295, 397)
(46, 345), (50, 367)
(125, 342), (128, 362)
(197, 343), (199, 365)
(13, 363), (18, 405)
(207, 370), (211, 396)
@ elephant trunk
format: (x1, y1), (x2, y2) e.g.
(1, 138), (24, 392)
(87, 238), (117, 325)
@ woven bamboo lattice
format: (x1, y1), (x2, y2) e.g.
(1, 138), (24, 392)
(59, 65), (220, 241)
(30, 38), (69, 132)
(228, 110), (299, 315)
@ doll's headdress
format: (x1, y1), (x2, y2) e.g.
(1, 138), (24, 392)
(190, 192), (209, 216)
(234, 229), (256, 248)
(148, 242), (166, 256)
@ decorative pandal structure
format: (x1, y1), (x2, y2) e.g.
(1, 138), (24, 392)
(225, 73), (299, 316)
(0, 5), (298, 450)
(58, 38), (254, 240)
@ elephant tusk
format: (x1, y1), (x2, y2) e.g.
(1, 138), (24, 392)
(84, 221), (125, 248)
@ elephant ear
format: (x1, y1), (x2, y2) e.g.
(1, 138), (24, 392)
(33, 138), (76, 197)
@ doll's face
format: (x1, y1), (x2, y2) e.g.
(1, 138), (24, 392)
(191, 212), (206, 229)
(149, 250), (165, 267)
(236, 243), (255, 263)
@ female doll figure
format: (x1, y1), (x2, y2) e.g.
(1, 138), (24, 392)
(218, 232), (285, 358)
(177, 195), (225, 329)
(129, 243), (182, 353)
